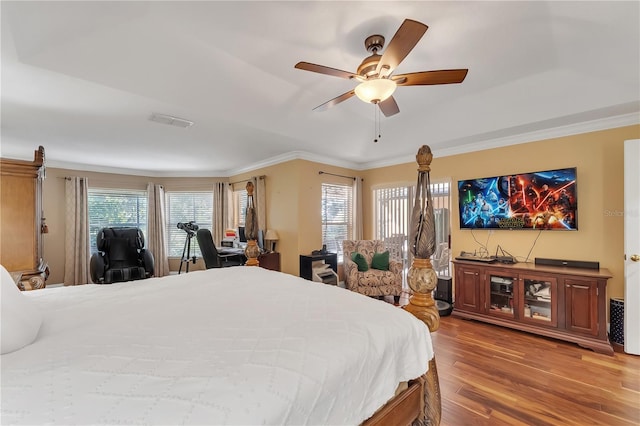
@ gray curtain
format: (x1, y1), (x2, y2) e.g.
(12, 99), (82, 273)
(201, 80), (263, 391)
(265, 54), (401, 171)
(147, 183), (169, 277)
(253, 176), (267, 234)
(213, 182), (232, 246)
(353, 177), (363, 240)
(64, 177), (90, 285)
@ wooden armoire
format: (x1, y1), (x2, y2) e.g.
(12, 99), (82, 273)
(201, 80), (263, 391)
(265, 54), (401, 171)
(0, 146), (49, 290)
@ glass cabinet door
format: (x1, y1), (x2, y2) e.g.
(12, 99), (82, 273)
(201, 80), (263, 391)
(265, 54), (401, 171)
(488, 274), (516, 318)
(520, 275), (558, 327)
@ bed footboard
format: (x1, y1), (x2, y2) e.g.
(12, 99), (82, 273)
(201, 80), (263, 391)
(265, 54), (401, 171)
(416, 357), (441, 426)
(363, 357), (441, 426)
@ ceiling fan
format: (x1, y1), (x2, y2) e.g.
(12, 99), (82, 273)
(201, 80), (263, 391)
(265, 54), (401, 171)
(295, 19), (468, 117)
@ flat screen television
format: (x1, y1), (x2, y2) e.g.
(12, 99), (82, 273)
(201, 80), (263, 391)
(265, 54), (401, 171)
(458, 167), (577, 230)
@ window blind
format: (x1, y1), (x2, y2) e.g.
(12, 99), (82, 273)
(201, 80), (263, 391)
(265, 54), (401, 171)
(373, 182), (451, 275)
(88, 188), (148, 254)
(234, 190), (248, 227)
(373, 185), (413, 241)
(321, 183), (353, 257)
(165, 192), (213, 257)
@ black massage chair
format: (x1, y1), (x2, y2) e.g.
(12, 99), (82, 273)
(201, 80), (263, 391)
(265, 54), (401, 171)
(90, 227), (154, 284)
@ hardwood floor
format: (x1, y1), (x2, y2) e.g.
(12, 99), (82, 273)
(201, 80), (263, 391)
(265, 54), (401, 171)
(431, 316), (640, 425)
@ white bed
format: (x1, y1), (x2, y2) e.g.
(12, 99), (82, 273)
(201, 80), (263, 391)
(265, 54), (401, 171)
(1, 266), (434, 425)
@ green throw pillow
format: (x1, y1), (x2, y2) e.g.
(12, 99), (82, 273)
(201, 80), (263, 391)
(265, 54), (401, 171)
(371, 251), (390, 271)
(351, 252), (369, 272)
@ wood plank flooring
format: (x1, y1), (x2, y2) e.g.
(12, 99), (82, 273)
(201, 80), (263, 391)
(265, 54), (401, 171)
(431, 316), (640, 425)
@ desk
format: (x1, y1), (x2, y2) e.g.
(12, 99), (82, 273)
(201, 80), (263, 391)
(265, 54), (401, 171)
(216, 248), (281, 272)
(217, 247), (246, 256)
(216, 247), (246, 267)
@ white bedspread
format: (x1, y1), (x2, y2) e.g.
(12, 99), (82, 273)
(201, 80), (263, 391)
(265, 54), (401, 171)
(1, 267), (433, 425)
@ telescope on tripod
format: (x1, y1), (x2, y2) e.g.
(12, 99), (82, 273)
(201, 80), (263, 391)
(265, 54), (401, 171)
(178, 221), (199, 274)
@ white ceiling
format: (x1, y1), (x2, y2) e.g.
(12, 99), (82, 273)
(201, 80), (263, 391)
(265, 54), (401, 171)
(1, 1), (639, 176)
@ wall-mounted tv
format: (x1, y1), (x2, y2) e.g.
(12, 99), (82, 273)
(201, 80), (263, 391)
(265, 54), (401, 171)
(458, 167), (577, 230)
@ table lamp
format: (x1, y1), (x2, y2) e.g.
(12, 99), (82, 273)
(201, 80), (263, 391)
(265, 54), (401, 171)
(265, 230), (279, 252)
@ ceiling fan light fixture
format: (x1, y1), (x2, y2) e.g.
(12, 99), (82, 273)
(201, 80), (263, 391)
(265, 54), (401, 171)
(354, 78), (397, 104)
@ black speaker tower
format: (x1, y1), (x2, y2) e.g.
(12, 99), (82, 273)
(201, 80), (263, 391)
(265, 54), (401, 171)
(434, 276), (453, 316)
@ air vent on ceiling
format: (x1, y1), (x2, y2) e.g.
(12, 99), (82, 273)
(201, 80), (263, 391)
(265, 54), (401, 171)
(149, 113), (194, 128)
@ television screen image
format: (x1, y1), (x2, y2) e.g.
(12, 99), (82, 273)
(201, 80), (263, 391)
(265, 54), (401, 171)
(458, 167), (577, 230)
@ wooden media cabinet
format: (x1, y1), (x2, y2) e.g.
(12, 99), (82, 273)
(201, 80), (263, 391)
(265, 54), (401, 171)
(452, 259), (613, 355)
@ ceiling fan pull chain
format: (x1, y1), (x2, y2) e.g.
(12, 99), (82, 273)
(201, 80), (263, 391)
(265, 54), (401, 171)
(373, 104), (379, 143)
(378, 105), (382, 142)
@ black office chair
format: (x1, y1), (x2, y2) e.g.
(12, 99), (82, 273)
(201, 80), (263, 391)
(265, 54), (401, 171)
(196, 229), (243, 268)
(90, 227), (154, 284)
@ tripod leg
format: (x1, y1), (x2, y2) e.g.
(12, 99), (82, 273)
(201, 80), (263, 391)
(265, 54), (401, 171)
(188, 235), (197, 267)
(186, 237), (191, 273)
(179, 235), (189, 274)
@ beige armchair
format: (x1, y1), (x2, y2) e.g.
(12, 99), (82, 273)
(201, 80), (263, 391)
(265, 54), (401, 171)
(343, 240), (403, 303)
(432, 242), (451, 276)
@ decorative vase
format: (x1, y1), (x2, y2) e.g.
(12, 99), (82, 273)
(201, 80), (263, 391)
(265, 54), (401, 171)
(244, 240), (260, 266)
(404, 258), (440, 332)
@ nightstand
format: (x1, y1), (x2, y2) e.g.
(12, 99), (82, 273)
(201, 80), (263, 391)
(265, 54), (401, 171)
(299, 253), (338, 281)
(258, 252), (281, 272)
(10, 271), (23, 290)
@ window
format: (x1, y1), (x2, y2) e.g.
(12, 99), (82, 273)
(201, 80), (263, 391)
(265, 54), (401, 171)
(373, 184), (413, 287)
(165, 192), (213, 257)
(373, 185), (413, 241)
(321, 183), (353, 259)
(233, 189), (248, 228)
(373, 181), (451, 276)
(88, 189), (148, 254)
(430, 182), (451, 249)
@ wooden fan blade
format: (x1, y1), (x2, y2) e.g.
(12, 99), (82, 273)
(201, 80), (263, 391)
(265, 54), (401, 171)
(378, 96), (400, 117)
(376, 19), (428, 77)
(393, 69), (469, 86)
(313, 90), (356, 112)
(295, 62), (357, 79)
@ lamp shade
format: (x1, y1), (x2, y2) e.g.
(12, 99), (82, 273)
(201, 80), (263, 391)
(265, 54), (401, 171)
(354, 78), (397, 104)
(264, 229), (279, 241)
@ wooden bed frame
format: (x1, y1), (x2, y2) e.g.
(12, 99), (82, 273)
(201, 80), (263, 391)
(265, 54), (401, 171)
(364, 145), (443, 426)
(362, 287), (442, 426)
(363, 358), (441, 426)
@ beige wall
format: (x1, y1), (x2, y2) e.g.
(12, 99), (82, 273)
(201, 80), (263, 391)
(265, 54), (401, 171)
(361, 124), (640, 303)
(229, 159), (363, 276)
(42, 168), (226, 283)
(43, 159), (361, 282)
(41, 124), (639, 308)
(228, 160), (301, 274)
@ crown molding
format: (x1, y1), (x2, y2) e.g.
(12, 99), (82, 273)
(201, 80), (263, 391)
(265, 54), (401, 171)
(359, 111), (640, 170)
(45, 160), (227, 178)
(47, 150), (361, 178)
(225, 150), (361, 176)
(45, 111), (638, 177)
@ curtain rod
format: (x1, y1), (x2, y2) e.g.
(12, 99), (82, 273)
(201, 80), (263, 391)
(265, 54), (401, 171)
(318, 171), (356, 181)
(229, 178), (250, 185)
(229, 175), (265, 185)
